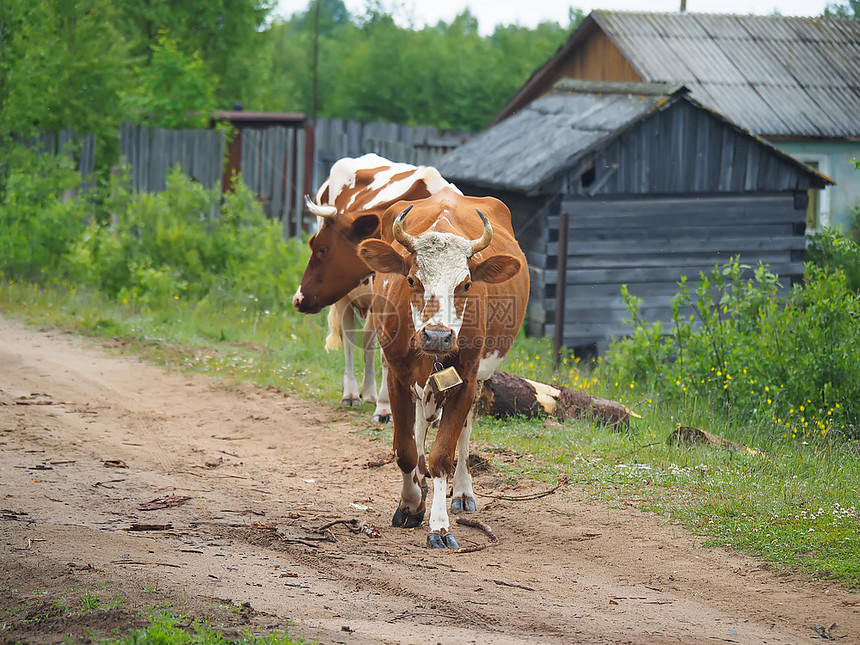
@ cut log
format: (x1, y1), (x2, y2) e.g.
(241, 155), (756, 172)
(667, 426), (759, 455)
(478, 371), (638, 430)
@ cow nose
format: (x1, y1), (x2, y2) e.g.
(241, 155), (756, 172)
(422, 328), (454, 352)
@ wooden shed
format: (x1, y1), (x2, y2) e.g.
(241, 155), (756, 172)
(210, 111), (312, 233)
(438, 80), (832, 354)
(493, 10), (860, 232)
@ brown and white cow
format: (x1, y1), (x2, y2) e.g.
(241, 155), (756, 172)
(358, 187), (529, 548)
(292, 154), (457, 422)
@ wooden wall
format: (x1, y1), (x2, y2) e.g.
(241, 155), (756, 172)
(556, 28), (640, 85)
(565, 101), (814, 198)
(526, 193), (806, 350)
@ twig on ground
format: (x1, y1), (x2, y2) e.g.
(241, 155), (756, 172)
(493, 579), (535, 591)
(388, 610), (460, 623)
(475, 476), (569, 502)
(112, 560), (181, 568)
(364, 456), (394, 469)
(312, 518), (380, 539)
(454, 516), (500, 553)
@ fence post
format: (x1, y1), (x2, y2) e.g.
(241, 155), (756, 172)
(553, 210), (569, 369)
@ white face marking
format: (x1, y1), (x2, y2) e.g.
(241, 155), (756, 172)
(292, 286), (304, 307)
(429, 215), (455, 231)
(410, 232), (472, 338)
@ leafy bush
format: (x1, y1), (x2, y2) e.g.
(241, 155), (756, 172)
(807, 227), (860, 293)
(67, 168), (307, 311)
(0, 146), (89, 280)
(599, 259), (860, 441)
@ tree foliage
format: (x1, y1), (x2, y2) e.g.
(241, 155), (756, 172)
(121, 35), (217, 129)
(823, 0), (860, 18)
(260, 1), (580, 130)
(0, 0), (129, 141)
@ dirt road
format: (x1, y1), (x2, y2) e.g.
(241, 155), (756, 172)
(1, 316), (857, 644)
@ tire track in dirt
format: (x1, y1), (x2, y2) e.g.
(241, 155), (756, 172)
(2, 316), (859, 645)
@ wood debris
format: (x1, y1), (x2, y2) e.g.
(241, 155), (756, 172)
(312, 518), (380, 539)
(478, 371), (638, 430)
(454, 516), (501, 554)
(125, 523), (174, 531)
(667, 426), (759, 455)
(364, 455), (394, 469)
(138, 495), (191, 511)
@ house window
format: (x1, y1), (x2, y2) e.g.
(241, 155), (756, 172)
(796, 154), (831, 233)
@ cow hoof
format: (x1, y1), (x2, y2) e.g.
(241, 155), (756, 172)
(341, 397), (360, 407)
(372, 413), (391, 424)
(427, 532), (460, 550)
(450, 496), (477, 514)
(392, 506), (425, 528)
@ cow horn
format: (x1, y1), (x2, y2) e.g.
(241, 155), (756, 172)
(470, 209), (494, 255)
(304, 195), (337, 219)
(392, 205), (416, 252)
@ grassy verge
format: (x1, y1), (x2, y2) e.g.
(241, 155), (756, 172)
(2, 279), (858, 589)
(107, 611), (306, 645)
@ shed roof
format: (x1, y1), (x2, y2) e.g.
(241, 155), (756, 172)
(439, 80), (831, 195)
(497, 11), (860, 139)
(210, 111), (306, 129)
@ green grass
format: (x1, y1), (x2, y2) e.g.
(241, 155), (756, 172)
(106, 611), (306, 645)
(2, 278), (859, 589)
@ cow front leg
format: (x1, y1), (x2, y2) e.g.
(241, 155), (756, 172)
(450, 406), (477, 514)
(390, 380), (423, 527)
(427, 476), (460, 550)
(426, 380), (476, 550)
(392, 466), (425, 528)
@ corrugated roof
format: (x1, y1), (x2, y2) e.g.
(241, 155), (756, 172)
(593, 11), (860, 138)
(439, 80), (831, 194)
(440, 81), (679, 194)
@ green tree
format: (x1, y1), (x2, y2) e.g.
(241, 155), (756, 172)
(0, 0), (129, 142)
(269, 3), (574, 130)
(122, 35), (217, 129)
(111, 0), (274, 109)
(823, 0), (860, 17)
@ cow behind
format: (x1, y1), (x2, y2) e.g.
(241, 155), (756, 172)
(359, 187), (529, 548)
(292, 154), (458, 422)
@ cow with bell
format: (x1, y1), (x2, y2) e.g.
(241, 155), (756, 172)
(359, 187), (529, 548)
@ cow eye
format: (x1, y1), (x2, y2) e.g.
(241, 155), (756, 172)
(318, 246), (328, 255)
(463, 282), (471, 292)
(407, 276), (415, 287)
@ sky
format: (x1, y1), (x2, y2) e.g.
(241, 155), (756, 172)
(274, 0), (834, 34)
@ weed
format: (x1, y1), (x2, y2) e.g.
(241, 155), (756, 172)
(105, 611), (308, 645)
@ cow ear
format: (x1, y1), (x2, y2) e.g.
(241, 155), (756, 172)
(472, 255), (521, 284)
(351, 214), (379, 240)
(359, 239), (408, 275)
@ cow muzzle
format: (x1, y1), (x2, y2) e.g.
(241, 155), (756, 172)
(419, 326), (455, 354)
(293, 289), (322, 314)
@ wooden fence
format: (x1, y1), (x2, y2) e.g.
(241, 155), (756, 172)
(13, 130), (97, 192)
(234, 126), (307, 236)
(19, 118), (471, 238)
(313, 118), (470, 190)
(119, 123), (225, 193)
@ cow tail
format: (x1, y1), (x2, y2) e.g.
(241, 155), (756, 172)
(324, 302), (343, 351)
